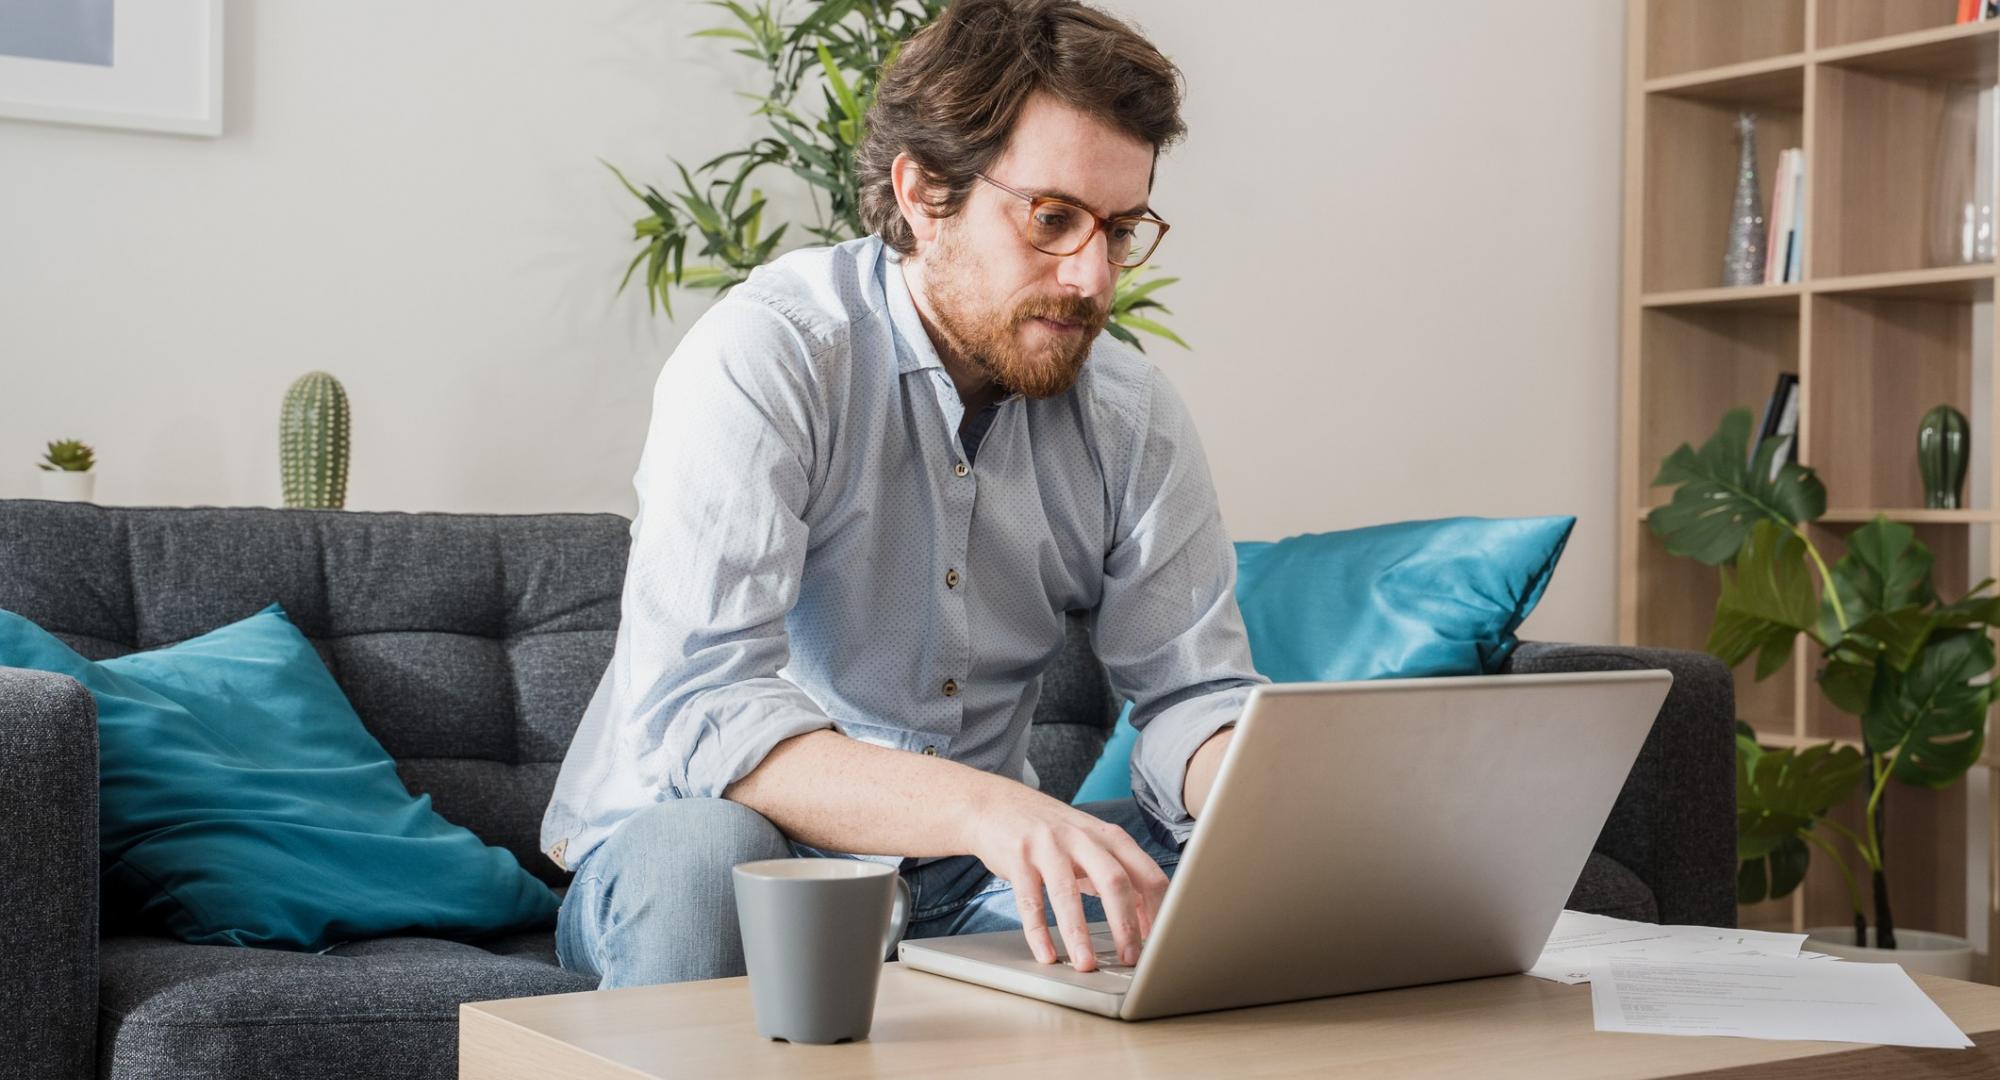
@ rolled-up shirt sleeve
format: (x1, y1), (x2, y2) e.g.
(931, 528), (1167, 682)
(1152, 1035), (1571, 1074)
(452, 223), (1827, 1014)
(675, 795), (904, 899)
(620, 295), (835, 801)
(1092, 368), (1267, 843)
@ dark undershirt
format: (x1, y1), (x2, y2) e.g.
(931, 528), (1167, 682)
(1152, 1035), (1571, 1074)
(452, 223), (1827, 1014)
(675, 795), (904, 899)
(958, 401), (1003, 467)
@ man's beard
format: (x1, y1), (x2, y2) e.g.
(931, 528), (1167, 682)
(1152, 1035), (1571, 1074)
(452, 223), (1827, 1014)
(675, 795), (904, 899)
(923, 224), (1108, 400)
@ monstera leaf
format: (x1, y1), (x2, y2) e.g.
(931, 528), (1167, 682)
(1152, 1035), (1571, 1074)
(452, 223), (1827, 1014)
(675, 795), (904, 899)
(1707, 520), (1818, 680)
(1831, 518), (1935, 619)
(1739, 835), (1810, 906)
(1863, 629), (1995, 789)
(1649, 408), (1826, 566)
(1735, 726), (1865, 904)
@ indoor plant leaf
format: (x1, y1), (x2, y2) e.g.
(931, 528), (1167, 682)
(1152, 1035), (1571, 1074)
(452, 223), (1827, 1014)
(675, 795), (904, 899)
(1705, 519), (1816, 672)
(1863, 629), (1993, 788)
(1816, 649), (1878, 717)
(816, 45), (862, 126)
(1931, 580), (2000, 630)
(1114, 314), (1189, 349)
(1113, 272), (1180, 314)
(1841, 606), (1935, 674)
(1647, 409), (1826, 566)
(1825, 516), (1934, 628)
(1738, 834), (1811, 905)
(1735, 734), (1863, 907)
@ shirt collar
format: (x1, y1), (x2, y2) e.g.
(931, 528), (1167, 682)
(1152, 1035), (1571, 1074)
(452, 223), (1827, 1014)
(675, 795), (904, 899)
(882, 244), (943, 376)
(879, 243), (1025, 406)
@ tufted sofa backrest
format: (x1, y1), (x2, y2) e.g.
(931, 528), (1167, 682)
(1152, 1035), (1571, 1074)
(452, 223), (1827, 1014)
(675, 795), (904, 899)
(0, 500), (1118, 885)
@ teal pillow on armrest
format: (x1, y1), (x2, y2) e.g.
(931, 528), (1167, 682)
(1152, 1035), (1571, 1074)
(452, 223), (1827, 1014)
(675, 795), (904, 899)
(0, 601), (558, 951)
(1071, 515), (1576, 804)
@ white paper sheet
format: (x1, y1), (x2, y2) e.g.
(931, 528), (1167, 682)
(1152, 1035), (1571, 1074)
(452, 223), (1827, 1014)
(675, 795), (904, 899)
(1588, 951), (1972, 1049)
(1526, 910), (1809, 984)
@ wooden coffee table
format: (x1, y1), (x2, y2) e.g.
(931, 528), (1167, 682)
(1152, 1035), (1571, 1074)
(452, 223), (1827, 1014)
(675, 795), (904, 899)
(461, 964), (2000, 1078)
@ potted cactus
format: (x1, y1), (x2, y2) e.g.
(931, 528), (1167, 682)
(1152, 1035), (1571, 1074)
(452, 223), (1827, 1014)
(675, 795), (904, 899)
(280, 372), (351, 509)
(36, 439), (96, 502)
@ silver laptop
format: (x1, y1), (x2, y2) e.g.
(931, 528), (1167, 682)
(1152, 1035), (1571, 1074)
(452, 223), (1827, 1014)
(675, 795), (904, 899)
(898, 668), (1673, 1020)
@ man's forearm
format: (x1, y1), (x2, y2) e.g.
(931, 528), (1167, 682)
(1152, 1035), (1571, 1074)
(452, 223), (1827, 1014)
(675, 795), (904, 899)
(723, 729), (1026, 856)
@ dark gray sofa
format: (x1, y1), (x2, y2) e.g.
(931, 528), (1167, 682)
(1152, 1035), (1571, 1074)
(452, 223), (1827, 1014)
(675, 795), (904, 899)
(0, 500), (1736, 1080)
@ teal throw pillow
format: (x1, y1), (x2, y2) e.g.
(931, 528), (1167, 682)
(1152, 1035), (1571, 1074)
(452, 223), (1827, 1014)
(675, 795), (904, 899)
(0, 602), (559, 950)
(1071, 515), (1575, 804)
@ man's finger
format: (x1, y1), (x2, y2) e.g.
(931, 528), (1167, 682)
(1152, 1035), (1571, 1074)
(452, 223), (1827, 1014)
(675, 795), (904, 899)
(1123, 849), (1171, 939)
(1038, 851), (1096, 972)
(1071, 839), (1143, 966)
(1010, 865), (1058, 965)
(1092, 820), (1170, 941)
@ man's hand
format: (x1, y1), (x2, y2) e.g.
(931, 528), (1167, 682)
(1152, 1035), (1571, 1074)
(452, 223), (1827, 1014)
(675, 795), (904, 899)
(959, 782), (1170, 973)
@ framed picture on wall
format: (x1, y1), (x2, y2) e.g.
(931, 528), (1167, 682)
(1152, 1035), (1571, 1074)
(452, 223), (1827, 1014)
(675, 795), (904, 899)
(0, 0), (223, 136)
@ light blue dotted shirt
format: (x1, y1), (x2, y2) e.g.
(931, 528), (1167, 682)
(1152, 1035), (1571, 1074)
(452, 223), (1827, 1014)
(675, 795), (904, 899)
(540, 234), (1266, 872)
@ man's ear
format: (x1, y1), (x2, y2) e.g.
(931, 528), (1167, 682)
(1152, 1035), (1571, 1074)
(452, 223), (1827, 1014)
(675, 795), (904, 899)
(889, 151), (944, 249)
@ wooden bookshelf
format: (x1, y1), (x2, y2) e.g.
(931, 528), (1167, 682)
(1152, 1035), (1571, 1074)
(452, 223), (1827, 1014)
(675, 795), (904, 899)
(1619, 0), (1999, 977)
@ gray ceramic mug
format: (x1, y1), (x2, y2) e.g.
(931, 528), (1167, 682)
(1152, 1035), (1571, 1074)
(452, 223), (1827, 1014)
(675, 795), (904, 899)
(731, 859), (912, 1044)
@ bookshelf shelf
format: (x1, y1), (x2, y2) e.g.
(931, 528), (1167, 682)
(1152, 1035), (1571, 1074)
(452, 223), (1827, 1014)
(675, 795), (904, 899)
(1819, 507), (2000, 522)
(1640, 283), (1803, 311)
(1634, 507), (2000, 523)
(1811, 263), (1996, 300)
(1816, 17), (1999, 80)
(1643, 56), (1807, 106)
(1817, 0), (1982, 49)
(1621, 0), (1999, 969)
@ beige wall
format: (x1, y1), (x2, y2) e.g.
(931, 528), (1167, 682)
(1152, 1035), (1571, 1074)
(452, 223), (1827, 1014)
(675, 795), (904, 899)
(0, 1), (1626, 644)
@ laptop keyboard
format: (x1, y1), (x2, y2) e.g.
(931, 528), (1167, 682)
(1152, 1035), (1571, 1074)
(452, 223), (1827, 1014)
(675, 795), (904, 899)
(1085, 930), (1140, 977)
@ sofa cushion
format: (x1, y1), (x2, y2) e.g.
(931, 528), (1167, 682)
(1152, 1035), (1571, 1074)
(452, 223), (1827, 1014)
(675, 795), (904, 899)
(0, 602), (560, 952)
(1566, 851), (1658, 924)
(97, 932), (592, 1080)
(1074, 515), (1577, 803)
(0, 502), (630, 892)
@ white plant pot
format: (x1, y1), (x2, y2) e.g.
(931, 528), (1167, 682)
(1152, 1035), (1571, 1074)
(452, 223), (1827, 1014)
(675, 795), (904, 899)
(1804, 927), (1975, 980)
(37, 469), (95, 503)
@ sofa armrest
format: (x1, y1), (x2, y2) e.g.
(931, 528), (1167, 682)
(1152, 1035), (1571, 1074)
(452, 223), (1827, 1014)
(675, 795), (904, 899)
(1500, 642), (1736, 927)
(0, 667), (100, 1080)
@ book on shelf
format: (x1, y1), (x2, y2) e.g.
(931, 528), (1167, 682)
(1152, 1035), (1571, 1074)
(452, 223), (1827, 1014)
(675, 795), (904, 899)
(1961, 0), (1999, 21)
(1784, 148), (1803, 284)
(1762, 148), (1804, 285)
(1751, 372), (1800, 481)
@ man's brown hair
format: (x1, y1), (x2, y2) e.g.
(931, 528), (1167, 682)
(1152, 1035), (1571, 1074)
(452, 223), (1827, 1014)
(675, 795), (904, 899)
(855, 0), (1187, 256)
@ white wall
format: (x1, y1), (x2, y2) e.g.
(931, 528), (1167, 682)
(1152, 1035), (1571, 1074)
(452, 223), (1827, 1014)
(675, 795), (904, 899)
(0, 1), (1626, 644)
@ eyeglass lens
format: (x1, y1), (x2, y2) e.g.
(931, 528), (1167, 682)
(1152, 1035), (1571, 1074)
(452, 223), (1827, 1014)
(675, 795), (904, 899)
(1025, 202), (1162, 266)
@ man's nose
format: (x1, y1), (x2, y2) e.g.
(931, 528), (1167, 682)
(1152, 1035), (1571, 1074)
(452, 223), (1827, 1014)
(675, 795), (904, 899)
(1055, 230), (1116, 300)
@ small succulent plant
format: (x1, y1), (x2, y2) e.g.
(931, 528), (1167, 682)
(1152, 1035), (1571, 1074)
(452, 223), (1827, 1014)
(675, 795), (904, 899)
(37, 439), (95, 473)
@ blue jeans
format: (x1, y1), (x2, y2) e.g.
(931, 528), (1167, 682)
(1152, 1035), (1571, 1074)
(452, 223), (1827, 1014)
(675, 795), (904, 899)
(555, 797), (1182, 988)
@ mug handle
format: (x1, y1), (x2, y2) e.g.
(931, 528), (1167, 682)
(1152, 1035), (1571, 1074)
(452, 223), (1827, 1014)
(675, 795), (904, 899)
(882, 875), (912, 960)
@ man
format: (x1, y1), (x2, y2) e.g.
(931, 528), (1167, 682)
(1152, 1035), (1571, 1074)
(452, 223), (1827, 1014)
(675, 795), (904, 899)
(542, 0), (1266, 988)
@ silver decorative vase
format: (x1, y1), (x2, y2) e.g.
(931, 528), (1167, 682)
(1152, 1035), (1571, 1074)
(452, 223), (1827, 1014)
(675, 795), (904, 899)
(1723, 111), (1767, 287)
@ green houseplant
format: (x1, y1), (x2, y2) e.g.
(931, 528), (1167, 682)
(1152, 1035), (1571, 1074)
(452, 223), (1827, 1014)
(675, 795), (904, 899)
(36, 439), (97, 503)
(606, 0), (1187, 351)
(1649, 408), (1997, 963)
(37, 439), (94, 473)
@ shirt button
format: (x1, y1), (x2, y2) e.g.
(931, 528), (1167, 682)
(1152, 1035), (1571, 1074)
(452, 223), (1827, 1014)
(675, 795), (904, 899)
(942, 678), (959, 698)
(945, 568), (960, 589)
(954, 462), (969, 477)
(922, 745), (938, 756)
